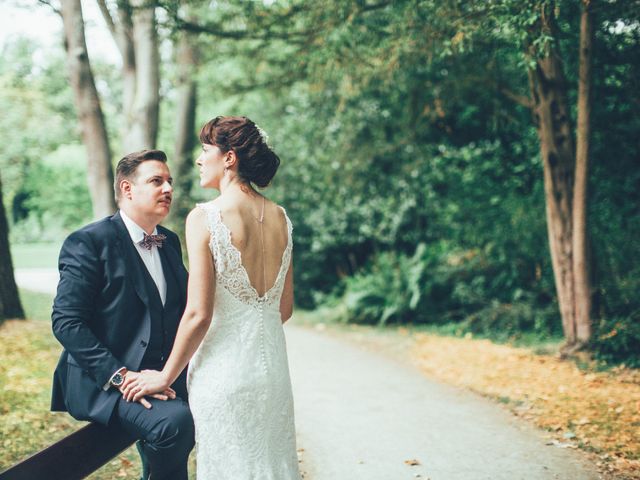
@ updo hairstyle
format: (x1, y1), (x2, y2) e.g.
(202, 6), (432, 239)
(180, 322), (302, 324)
(199, 116), (280, 188)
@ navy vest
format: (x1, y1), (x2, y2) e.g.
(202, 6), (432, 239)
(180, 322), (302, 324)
(135, 247), (184, 370)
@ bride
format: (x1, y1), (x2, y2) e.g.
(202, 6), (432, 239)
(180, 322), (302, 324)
(122, 116), (301, 479)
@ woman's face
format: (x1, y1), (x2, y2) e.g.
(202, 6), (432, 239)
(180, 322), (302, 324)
(196, 143), (226, 189)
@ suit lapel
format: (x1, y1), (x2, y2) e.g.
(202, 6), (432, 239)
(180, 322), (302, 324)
(110, 212), (150, 308)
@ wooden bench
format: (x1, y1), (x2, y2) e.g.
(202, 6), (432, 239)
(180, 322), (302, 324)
(0, 423), (135, 480)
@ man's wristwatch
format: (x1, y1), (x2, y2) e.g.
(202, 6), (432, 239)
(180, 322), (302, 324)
(110, 368), (127, 388)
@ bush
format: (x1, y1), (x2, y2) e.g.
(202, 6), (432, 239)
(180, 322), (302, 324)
(333, 241), (560, 338)
(459, 298), (561, 341)
(10, 144), (92, 242)
(591, 314), (640, 368)
(335, 243), (430, 326)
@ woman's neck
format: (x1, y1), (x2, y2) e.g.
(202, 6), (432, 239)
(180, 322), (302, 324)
(219, 175), (259, 199)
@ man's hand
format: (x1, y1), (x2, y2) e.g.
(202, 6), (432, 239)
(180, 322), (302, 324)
(120, 370), (173, 407)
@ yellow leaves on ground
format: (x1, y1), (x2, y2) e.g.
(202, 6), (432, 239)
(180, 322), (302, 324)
(308, 319), (639, 480)
(411, 333), (640, 480)
(0, 319), (144, 479)
(0, 320), (81, 470)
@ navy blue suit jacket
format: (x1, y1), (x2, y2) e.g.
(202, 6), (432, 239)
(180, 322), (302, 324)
(51, 212), (188, 425)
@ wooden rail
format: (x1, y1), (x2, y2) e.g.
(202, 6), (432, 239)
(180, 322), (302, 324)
(0, 423), (135, 480)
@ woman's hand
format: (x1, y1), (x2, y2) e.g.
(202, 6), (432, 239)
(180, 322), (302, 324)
(120, 370), (175, 404)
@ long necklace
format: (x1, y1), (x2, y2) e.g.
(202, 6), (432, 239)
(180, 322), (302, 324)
(254, 196), (267, 296)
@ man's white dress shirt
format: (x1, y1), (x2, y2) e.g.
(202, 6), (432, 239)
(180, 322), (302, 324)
(120, 209), (167, 305)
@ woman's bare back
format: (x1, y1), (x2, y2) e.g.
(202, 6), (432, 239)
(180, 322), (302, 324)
(212, 196), (289, 298)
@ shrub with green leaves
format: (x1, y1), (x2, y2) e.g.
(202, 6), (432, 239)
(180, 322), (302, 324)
(335, 239), (561, 339)
(337, 243), (431, 326)
(591, 315), (640, 368)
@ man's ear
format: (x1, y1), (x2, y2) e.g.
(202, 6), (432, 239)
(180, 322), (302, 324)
(120, 179), (133, 200)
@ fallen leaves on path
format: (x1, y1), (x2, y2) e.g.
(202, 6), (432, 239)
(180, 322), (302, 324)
(411, 333), (640, 480)
(307, 320), (639, 480)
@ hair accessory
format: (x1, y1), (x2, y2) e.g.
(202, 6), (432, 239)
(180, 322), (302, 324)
(254, 123), (269, 145)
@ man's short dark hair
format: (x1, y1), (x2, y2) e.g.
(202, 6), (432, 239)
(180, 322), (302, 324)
(114, 149), (167, 201)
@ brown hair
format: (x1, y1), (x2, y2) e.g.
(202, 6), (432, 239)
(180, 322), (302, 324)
(199, 116), (280, 188)
(114, 149), (167, 201)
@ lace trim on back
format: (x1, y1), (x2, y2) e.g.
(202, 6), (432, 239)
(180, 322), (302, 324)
(197, 201), (293, 308)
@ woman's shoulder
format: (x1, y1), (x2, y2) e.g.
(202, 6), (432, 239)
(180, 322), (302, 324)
(194, 198), (219, 212)
(187, 202), (219, 232)
(258, 199), (290, 229)
(272, 201), (290, 224)
(193, 199), (224, 222)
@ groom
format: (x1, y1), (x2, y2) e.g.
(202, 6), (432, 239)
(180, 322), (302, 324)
(51, 150), (194, 480)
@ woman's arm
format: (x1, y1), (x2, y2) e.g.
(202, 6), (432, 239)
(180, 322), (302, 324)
(280, 258), (294, 323)
(122, 207), (215, 401)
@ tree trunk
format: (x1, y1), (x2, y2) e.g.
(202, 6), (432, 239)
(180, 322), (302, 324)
(61, 0), (116, 219)
(97, 0), (137, 153)
(573, 0), (594, 344)
(0, 173), (25, 322)
(168, 29), (198, 233)
(116, 4), (137, 151)
(124, 0), (160, 151)
(527, 6), (578, 347)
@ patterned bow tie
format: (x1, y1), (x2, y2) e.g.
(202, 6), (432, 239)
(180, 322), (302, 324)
(138, 232), (166, 250)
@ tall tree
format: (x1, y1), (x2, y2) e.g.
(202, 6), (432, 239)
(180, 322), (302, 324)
(60, 0), (116, 219)
(98, 0), (161, 151)
(526, 0), (594, 351)
(168, 26), (198, 231)
(572, 0), (594, 345)
(0, 173), (25, 323)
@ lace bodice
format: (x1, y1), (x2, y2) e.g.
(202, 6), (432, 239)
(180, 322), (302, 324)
(198, 200), (293, 309)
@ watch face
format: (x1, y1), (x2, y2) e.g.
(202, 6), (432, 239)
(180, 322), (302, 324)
(112, 373), (124, 386)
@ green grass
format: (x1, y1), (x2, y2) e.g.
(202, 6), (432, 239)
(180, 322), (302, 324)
(19, 289), (54, 322)
(296, 307), (565, 351)
(10, 242), (61, 269)
(408, 322), (565, 350)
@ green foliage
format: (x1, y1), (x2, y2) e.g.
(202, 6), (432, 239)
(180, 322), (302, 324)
(459, 300), (561, 341)
(334, 243), (431, 326)
(332, 239), (560, 338)
(0, 37), (92, 239)
(1, 0), (638, 365)
(171, 0), (638, 365)
(13, 145), (92, 241)
(591, 314), (640, 368)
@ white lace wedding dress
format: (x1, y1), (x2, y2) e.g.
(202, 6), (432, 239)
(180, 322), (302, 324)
(187, 201), (301, 479)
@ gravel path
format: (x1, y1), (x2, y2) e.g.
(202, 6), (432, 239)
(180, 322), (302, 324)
(286, 325), (600, 480)
(14, 268), (60, 295)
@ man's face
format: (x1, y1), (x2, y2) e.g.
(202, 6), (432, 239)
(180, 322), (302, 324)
(125, 160), (173, 222)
